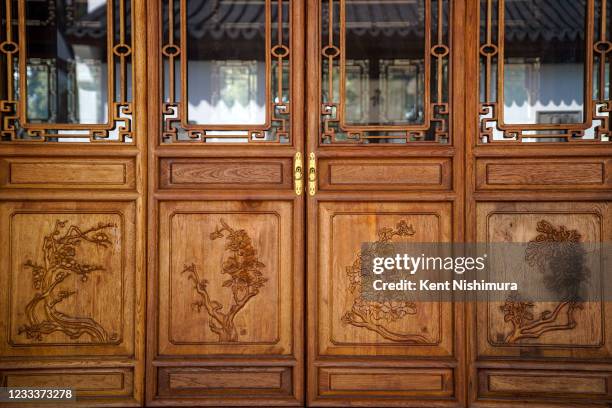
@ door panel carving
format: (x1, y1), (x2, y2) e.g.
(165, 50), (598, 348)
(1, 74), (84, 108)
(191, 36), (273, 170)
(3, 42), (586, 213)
(0, 368), (135, 398)
(0, 201), (136, 358)
(151, 199), (302, 405)
(476, 202), (612, 359)
(18, 219), (119, 344)
(157, 201), (293, 356)
(182, 219), (269, 343)
(317, 201), (453, 357)
(477, 369), (612, 401)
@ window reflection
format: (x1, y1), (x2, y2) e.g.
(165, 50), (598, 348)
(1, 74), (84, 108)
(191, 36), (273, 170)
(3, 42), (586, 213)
(186, 0), (267, 126)
(343, 0), (426, 126)
(187, 60), (266, 125)
(24, 0), (109, 124)
(502, 0), (586, 125)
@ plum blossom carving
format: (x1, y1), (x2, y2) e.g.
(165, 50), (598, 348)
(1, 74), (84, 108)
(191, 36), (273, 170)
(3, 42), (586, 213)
(19, 220), (117, 342)
(341, 220), (430, 343)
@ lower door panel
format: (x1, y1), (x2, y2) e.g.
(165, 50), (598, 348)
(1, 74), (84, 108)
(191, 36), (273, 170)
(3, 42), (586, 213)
(471, 201), (612, 406)
(148, 199), (303, 406)
(0, 200), (143, 406)
(308, 199), (462, 406)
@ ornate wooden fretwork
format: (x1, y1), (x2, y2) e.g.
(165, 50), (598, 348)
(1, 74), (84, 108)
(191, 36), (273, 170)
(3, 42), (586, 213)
(19, 220), (118, 343)
(161, 0), (291, 144)
(500, 221), (587, 343)
(0, 0), (134, 143)
(182, 220), (267, 342)
(341, 220), (431, 343)
(320, 0), (450, 144)
(478, 0), (610, 143)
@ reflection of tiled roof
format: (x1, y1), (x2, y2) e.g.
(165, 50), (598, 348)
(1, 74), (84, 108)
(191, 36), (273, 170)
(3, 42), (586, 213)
(174, 0), (583, 42)
(75, 0), (585, 43)
(503, 0), (585, 42)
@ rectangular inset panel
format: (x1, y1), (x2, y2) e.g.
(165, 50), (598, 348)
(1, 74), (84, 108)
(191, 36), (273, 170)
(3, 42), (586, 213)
(475, 202), (612, 360)
(157, 200), (294, 356)
(478, 0), (611, 142)
(0, 157), (135, 189)
(476, 158), (610, 190)
(320, 0), (451, 143)
(159, 158), (291, 189)
(341, 1), (427, 127)
(24, 0), (111, 125)
(319, 158), (451, 190)
(319, 368), (453, 397)
(478, 369), (611, 399)
(1, 368), (133, 397)
(157, 367), (292, 397)
(161, 0), (291, 143)
(0, 201), (136, 358)
(317, 201), (454, 357)
(0, 0), (135, 142)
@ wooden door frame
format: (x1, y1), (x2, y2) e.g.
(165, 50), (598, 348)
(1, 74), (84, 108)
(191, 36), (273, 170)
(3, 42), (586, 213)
(0, 0), (148, 405)
(144, 0), (305, 405)
(464, 0), (612, 406)
(305, 0), (467, 405)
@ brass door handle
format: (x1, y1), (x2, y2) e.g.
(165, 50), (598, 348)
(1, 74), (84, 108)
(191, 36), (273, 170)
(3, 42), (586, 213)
(308, 152), (316, 196)
(294, 152), (303, 196)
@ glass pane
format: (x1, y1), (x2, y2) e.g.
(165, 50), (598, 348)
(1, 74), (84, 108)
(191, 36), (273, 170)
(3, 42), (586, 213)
(503, 0), (586, 125)
(25, 0), (109, 124)
(343, 0), (425, 126)
(186, 0), (267, 126)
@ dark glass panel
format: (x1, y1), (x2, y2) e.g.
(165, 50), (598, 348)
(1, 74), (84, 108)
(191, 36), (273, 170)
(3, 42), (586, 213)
(25, 0), (109, 124)
(186, 0), (267, 125)
(343, 0), (426, 126)
(503, 0), (586, 125)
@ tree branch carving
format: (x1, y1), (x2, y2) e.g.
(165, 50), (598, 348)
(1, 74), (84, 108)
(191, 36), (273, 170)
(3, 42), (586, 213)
(501, 220), (588, 343)
(341, 220), (430, 344)
(182, 219), (267, 342)
(19, 220), (117, 342)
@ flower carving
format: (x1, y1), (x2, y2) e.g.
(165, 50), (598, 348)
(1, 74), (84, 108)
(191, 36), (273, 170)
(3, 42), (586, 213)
(341, 220), (430, 343)
(500, 220), (587, 343)
(19, 220), (117, 342)
(183, 219), (267, 342)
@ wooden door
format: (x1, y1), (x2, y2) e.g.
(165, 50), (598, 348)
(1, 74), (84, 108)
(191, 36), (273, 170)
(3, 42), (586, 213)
(466, 0), (612, 406)
(145, 0), (305, 405)
(306, 0), (466, 405)
(0, 0), (147, 406)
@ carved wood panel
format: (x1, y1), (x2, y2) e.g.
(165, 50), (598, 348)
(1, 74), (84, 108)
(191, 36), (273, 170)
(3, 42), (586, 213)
(0, 367), (135, 398)
(476, 202), (612, 360)
(157, 200), (294, 356)
(150, 199), (301, 405)
(316, 201), (454, 357)
(0, 201), (136, 358)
